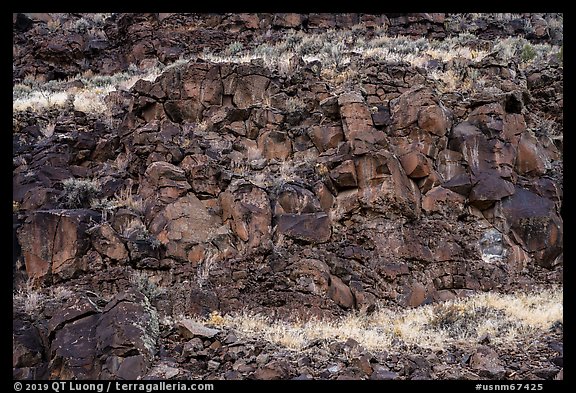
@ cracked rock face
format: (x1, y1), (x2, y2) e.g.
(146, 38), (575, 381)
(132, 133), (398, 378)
(13, 12), (562, 380)
(17, 209), (101, 285)
(46, 290), (159, 380)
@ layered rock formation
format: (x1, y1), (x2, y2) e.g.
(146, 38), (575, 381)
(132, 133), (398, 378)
(13, 13), (562, 83)
(13, 13), (562, 380)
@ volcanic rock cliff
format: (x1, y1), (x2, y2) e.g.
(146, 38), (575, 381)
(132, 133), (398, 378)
(13, 13), (563, 381)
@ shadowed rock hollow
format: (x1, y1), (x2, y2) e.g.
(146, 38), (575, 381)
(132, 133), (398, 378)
(13, 13), (562, 380)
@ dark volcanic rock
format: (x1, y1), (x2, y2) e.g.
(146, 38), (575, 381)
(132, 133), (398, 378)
(17, 209), (100, 285)
(49, 314), (100, 379)
(500, 187), (562, 268)
(221, 184), (272, 251)
(46, 289), (158, 380)
(12, 12), (563, 381)
(469, 346), (506, 379)
(277, 213), (331, 243)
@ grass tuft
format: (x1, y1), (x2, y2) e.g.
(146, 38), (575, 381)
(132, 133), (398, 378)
(192, 287), (562, 352)
(60, 178), (101, 209)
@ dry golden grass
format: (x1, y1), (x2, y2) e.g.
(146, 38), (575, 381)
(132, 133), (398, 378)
(198, 287), (562, 352)
(113, 184), (145, 214)
(13, 284), (75, 316)
(198, 27), (560, 91)
(13, 20), (561, 117)
(13, 66), (162, 115)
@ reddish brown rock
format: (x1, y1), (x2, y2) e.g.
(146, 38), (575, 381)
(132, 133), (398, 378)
(149, 193), (223, 260)
(452, 132), (506, 175)
(503, 113), (527, 140)
(329, 160), (358, 189)
(272, 13), (303, 28)
(17, 209), (100, 285)
(449, 121), (480, 148)
(351, 354), (373, 376)
(432, 239), (463, 262)
(399, 227), (434, 263)
(290, 258), (331, 296)
(401, 282), (428, 308)
(163, 99), (203, 124)
(449, 119), (518, 177)
(275, 184), (322, 215)
(140, 161), (191, 205)
(500, 187), (562, 268)
(186, 244), (207, 266)
(516, 132), (549, 175)
(319, 95), (340, 119)
(220, 185), (272, 250)
(20, 187), (59, 211)
(349, 280), (377, 313)
(48, 290), (158, 380)
(417, 104), (451, 136)
(223, 121), (247, 136)
(308, 125), (344, 152)
(422, 186), (466, 215)
(154, 62), (222, 122)
(233, 74), (271, 109)
(330, 189), (360, 221)
(469, 173), (515, 210)
(506, 244), (531, 272)
(177, 320), (220, 339)
(200, 64), (224, 106)
(308, 13), (337, 29)
(468, 103), (505, 136)
(469, 346), (506, 379)
(88, 223), (128, 262)
(437, 150), (466, 182)
(356, 152), (421, 219)
(400, 151), (432, 179)
(257, 130), (292, 160)
(417, 169), (442, 193)
(252, 360), (291, 380)
(313, 181), (335, 212)
(141, 102), (165, 122)
(355, 153), (390, 189)
(490, 138), (517, 179)
(338, 92), (386, 154)
(247, 107), (283, 128)
(328, 275), (354, 309)
(531, 177), (562, 204)
(390, 86), (448, 133)
(180, 154), (228, 197)
(442, 173), (473, 196)
(277, 213), (331, 243)
(380, 263), (410, 282)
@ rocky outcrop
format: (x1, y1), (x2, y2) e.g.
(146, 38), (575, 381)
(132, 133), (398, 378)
(13, 12), (562, 381)
(14, 290), (159, 380)
(14, 47), (562, 313)
(17, 209), (100, 285)
(13, 13), (561, 83)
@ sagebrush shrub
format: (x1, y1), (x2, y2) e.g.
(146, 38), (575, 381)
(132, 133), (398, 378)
(60, 178), (101, 208)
